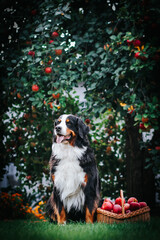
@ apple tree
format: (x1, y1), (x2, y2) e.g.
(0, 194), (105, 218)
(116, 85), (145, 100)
(1, 0), (160, 206)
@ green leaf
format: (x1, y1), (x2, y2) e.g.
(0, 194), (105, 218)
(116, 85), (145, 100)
(35, 25), (44, 32)
(110, 35), (116, 40)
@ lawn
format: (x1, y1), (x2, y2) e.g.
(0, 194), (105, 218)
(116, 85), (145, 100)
(0, 217), (160, 240)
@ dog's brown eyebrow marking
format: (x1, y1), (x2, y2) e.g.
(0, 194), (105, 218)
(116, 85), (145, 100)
(66, 119), (70, 122)
(58, 119), (61, 122)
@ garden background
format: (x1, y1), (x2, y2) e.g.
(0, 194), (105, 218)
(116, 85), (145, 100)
(0, 0), (160, 222)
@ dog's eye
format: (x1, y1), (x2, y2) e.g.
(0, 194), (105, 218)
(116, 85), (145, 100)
(58, 119), (61, 123)
(66, 119), (70, 123)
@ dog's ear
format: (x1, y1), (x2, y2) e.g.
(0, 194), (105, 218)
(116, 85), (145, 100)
(77, 118), (89, 139)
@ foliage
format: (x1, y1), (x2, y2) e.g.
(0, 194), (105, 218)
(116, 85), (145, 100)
(0, 191), (46, 220)
(1, 0), (160, 202)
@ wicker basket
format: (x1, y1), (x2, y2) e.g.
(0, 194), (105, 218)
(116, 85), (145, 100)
(97, 190), (150, 224)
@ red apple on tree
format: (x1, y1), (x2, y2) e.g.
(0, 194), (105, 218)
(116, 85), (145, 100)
(26, 175), (32, 180)
(55, 49), (62, 56)
(139, 123), (146, 130)
(28, 51), (35, 57)
(32, 84), (39, 92)
(45, 67), (52, 74)
(155, 146), (160, 151)
(52, 93), (60, 99)
(142, 117), (148, 123)
(126, 39), (133, 46)
(49, 40), (54, 44)
(52, 31), (59, 38)
(134, 52), (141, 59)
(85, 119), (90, 124)
(133, 39), (141, 46)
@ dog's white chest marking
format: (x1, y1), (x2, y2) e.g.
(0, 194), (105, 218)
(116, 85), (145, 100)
(52, 143), (87, 212)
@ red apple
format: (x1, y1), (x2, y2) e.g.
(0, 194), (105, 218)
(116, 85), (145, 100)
(126, 210), (131, 214)
(32, 84), (39, 92)
(130, 202), (140, 211)
(142, 117), (148, 123)
(133, 39), (141, 46)
(155, 146), (160, 151)
(31, 9), (37, 16)
(45, 67), (52, 74)
(17, 93), (22, 99)
(128, 197), (138, 204)
(26, 175), (32, 180)
(85, 119), (90, 124)
(139, 123), (145, 130)
(28, 50), (35, 57)
(104, 198), (113, 205)
(52, 93), (60, 99)
(23, 113), (30, 119)
(49, 40), (54, 44)
(124, 203), (130, 211)
(55, 49), (62, 56)
(113, 204), (122, 214)
(139, 202), (147, 208)
(52, 31), (59, 38)
(101, 201), (113, 211)
(134, 52), (141, 59)
(115, 197), (125, 206)
(127, 39), (133, 46)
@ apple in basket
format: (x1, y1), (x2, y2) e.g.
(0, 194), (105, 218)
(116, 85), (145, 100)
(124, 203), (130, 212)
(104, 198), (114, 205)
(115, 197), (125, 206)
(139, 202), (147, 208)
(127, 197), (138, 204)
(101, 201), (113, 211)
(113, 204), (122, 214)
(130, 202), (140, 211)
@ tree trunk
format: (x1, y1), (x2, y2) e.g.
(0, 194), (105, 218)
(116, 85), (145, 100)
(125, 115), (155, 208)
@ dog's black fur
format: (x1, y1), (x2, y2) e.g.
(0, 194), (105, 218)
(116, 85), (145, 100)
(46, 114), (100, 224)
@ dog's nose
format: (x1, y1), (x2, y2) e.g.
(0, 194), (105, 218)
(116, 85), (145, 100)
(55, 126), (61, 132)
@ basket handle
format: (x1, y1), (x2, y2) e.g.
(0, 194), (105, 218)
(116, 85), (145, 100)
(120, 189), (125, 215)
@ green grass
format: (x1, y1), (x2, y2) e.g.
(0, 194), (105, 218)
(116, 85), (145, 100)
(0, 218), (160, 240)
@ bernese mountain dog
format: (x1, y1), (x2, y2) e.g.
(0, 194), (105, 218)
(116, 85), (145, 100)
(46, 114), (100, 224)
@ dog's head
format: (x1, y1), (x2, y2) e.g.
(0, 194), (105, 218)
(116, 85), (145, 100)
(53, 114), (89, 145)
